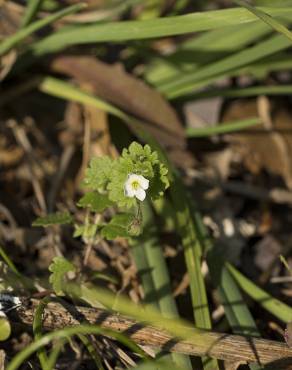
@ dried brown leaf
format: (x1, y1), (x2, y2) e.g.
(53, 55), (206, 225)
(223, 99), (292, 189)
(50, 55), (193, 167)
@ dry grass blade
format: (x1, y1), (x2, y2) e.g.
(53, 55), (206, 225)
(9, 297), (292, 368)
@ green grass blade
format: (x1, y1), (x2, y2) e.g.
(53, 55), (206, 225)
(30, 6), (292, 56)
(7, 324), (147, 370)
(227, 263), (292, 323)
(141, 201), (179, 318)
(78, 334), (105, 370)
(0, 3), (86, 56)
(130, 238), (159, 309)
(160, 33), (291, 98)
(145, 21), (271, 86)
(33, 297), (51, 370)
(235, 0), (292, 43)
(0, 246), (22, 278)
(140, 201), (192, 369)
(66, 283), (208, 341)
(33, 296), (105, 369)
(21, 0), (44, 27)
(168, 174), (219, 370)
(186, 118), (262, 137)
(212, 266), (262, 370)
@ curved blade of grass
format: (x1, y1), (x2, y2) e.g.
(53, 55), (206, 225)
(7, 324), (147, 370)
(0, 247), (22, 278)
(235, 0), (292, 43)
(65, 283), (208, 341)
(0, 246), (34, 290)
(21, 0), (44, 27)
(160, 33), (292, 98)
(186, 118), (262, 137)
(33, 296), (108, 370)
(227, 262), (292, 323)
(145, 21), (271, 86)
(0, 3), (86, 56)
(30, 6), (292, 56)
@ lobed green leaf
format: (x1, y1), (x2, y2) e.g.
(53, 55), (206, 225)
(49, 257), (76, 296)
(77, 191), (113, 212)
(32, 212), (73, 227)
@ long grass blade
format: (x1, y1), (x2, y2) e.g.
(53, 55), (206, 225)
(0, 3), (86, 56)
(140, 201), (192, 369)
(145, 21), (271, 86)
(235, 0), (292, 43)
(7, 324), (147, 370)
(227, 263), (292, 323)
(21, 0), (44, 27)
(186, 118), (262, 137)
(160, 33), (292, 98)
(30, 6), (292, 56)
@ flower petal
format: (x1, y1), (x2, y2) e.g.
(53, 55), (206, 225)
(124, 179), (135, 197)
(138, 175), (149, 190)
(135, 188), (146, 201)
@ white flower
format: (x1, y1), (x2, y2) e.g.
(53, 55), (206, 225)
(124, 174), (149, 201)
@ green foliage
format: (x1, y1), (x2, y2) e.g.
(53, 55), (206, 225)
(84, 156), (114, 192)
(32, 142), (167, 241)
(107, 142), (169, 208)
(77, 191), (113, 212)
(73, 223), (98, 240)
(32, 212), (73, 227)
(84, 142), (169, 210)
(101, 213), (140, 240)
(48, 257), (76, 295)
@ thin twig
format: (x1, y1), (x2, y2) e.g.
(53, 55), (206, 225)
(9, 297), (292, 368)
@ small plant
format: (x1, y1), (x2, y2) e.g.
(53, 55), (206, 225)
(35, 141), (168, 240)
(33, 141), (169, 294)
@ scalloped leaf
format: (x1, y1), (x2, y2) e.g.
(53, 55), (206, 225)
(77, 191), (113, 212)
(101, 213), (141, 240)
(101, 224), (129, 240)
(84, 156), (114, 191)
(32, 212), (73, 227)
(49, 257), (76, 295)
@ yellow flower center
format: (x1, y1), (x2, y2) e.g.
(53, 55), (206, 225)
(131, 180), (140, 190)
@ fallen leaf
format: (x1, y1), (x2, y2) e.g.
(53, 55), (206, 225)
(223, 99), (292, 189)
(50, 55), (193, 167)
